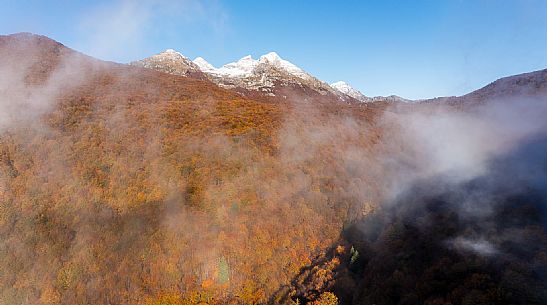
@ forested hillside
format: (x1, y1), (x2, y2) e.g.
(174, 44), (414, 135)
(0, 34), (389, 305)
(1, 33), (546, 305)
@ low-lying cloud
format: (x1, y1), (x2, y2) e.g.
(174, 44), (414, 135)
(382, 97), (547, 202)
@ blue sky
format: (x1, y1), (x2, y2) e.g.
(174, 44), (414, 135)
(2, 0), (547, 99)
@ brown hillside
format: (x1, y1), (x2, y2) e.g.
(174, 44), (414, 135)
(0, 33), (390, 305)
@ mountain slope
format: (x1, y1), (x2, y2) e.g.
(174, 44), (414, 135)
(331, 81), (372, 102)
(423, 68), (547, 106)
(2, 33), (547, 305)
(0, 33), (387, 305)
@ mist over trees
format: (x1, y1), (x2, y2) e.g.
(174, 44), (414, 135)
(1, 33), (546, 305)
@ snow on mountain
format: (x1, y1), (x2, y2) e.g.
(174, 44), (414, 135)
(197, 52), (308, 79)
(258, 52), (309, 79)
(163, 49), (187, 59)
(214, 55), (259, 77)
(331, 81), (358, 96)
(189, 52), (336, 97)
(133, 49), (410, 102)
(330, 81), (414, 103)
(193, 57), (215, 72)
(330, 81), (371, 102)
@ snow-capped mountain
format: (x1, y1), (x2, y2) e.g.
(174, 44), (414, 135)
(130, 49), (203, 77)
(330, 81), (371, 102)
(213, 55), (257, 77)
(257, 52), (310, 79)
(132, 49), (411, 102)
(329, 81), (412, 103)
(190, 51), (336, 97)
(193, 56), (216, 73)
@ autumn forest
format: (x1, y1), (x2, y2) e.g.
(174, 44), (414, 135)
(0, 33), (546, 305)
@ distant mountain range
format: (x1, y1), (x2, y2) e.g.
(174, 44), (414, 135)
(131, 48), (547, 107)
(3, 32), (544, 108)
(131, 49), (411, 103)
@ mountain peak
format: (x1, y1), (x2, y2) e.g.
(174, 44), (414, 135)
(212, 55), (258, 77)
(193, 57), (215, 72)
(239, 55), (254, 61)
(133, 49), (340, 99)
(260, 51), (282, 62)
(129, 48), (201, 77)
(234, 55), (256, 66)
(257, 51), (308, 78)
(331, 81), (371, 102)
(160, 48), (187, 59)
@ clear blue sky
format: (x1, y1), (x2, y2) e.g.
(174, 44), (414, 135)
(2, 0), (547, 99)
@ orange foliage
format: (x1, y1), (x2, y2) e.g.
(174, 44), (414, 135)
(0, 33), (388, 305)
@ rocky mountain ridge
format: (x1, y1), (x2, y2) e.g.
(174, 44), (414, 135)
(129, 49), (207, 79)
(132, 49), (394, 102)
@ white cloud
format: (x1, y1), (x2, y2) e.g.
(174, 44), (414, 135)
(75, 0), (229, 62)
